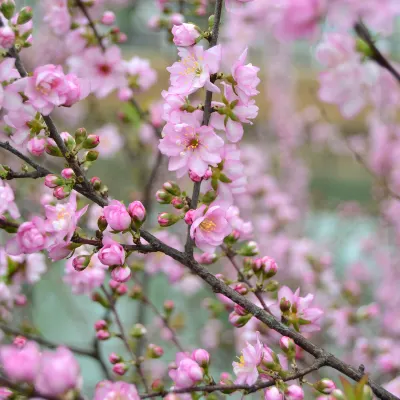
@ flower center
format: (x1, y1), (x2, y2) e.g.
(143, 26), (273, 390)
(181, 55), (203, 77)
(237, 355), (245, 367)
(187, 138), (199, 150)
(98, 64), (111, 75)
(37, 83), (51, 95)
(200, 219), (216, 232)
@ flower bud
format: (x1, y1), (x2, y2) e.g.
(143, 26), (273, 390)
(94, 320), (108, 331)
(113, 362), (128, 376)
(280, 297), (291, 313)
(147, 343), (164, 358)
(0, 1), (16, 20)
(90, 176), (102, 190)
(238, 241), (259, 256)
(156, 189), (173, 204)
(189, 170), (202, 182)
(286, 385), (304, 400)
(196, 252), (217, 265)
(171, 197), (185, 209)
(85, 150), (99, 162)
(45, 174), (63, 188)
(118, 88), (133, 101)
(192, 349), (210, 367)
(158, 212), (180, 227)
(17, 6), (32, 24)
(233, 283), (249, 295)
(130, 323), (147, 338)
(228, 311), (251, 327)
(97, 216), (108, 232)
(53, 186), (71, 200)
(108, 352), (121, 364)
(45, 139), (63, 157)
(331, 389), (346, 400)
(163, 181), (181, 196)
(184, 209), (196, 225)
(279, 336), (296, 358)
(164, 300), (175, 314)
(75, 128), (88, 144)
(13, 335), (26, 347)
(128, 201), (146, 228)
(91, 292), (109, 308)
(60, 132), (76, 150)
(61, 168), (75, 180)
(82, 134), (100, 149)
(255, 256), (278, 278)
(96, 329), (111, 340)
(116, 283), (128, 295)
(234, 304), (248, 316)
(151, 379), (164, 392)
(265, 387), (284, 400)
(111, 266), (131, 283)
(0, 26), (15, 48)
(129, 284), (143, 299)
(313, 379), (336, 395)
(202, 190), (217, 205)
(72, 255), (90, 271)
(101, 11), (116, 25)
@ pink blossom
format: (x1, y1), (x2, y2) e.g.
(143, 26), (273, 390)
(101, 11), (116, 26)
(0, 59), (22, 112)
(103, 200), (131, 231)
(192, 349), (210, 367)
(45, 191), (88, 244)
(159, 113), (224, 178)
(98, 236), (125, 266)
(232, 332), (263, 385)
(190, 204), (232, 253)
(35, 347), (81, 396)
(94, 381), (140, 400)
(265, 387), (284, 400)
(4, 104), (36, 145)
(64, 250), (107, 295)
(226, 205), (253, 239)
(63, 73), (90, 107)
(286, 385), (304, 400)
(43, 0), (71, 36)
(6, 217), (48, 255)
(168, 45), (222, 95)
(231, 48), (260, 104)
(94, 124), (124, 158)
(0, 341), (41, 383)
(0, 26), (14, 49)
(161, 90), (186, 124)
(27, 137), (46, 156)
(169, 353), (204, 388)
(172, 23), (200, 47)
(271, 286), (324, 333)
(68, 46), (127, 98)
(124, 56), (157, 91)
(0, 181), (20, 219)
(111, 266), (131, 283)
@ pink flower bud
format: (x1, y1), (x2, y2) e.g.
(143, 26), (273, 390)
(258, 256), (278, 278)
(91, 176), (102, 190)
(118, 87), (133, 101)
(117, 32), (127, 43)
(61, 168), (75, 179)
(233, 283), (248, 295)
(101, 11), (116, 25)
(104, 200), (131, 231)
(196, 252), (218, 265)
(234, 303), (248, 316)
(286, 385), (304, 400)
(228, 311), (251, 327)
(72, 255), (90, 271)
(44, 174), (63, 188)
(82, 134), (100, 149)
(53, 186), (71, 200)
(169, 13), (184, 26)
(15, 294), (27, 306)
(128, 201), (146, 227)
(158, 212), (180, 227)
(163, 181), (181, 196)
(189, 170), (202, 182)
(27, 137), (46, 156)
(264, 387), (284, 400)
(108, 352), (121, 364)
(314, 379), (336, 395)
(184, 209), (195, 225)
(0, 26), (15, 48)
(171, 197), (185, 209)
(98, 237), (125, 266)
(45, 138), (63, 157)
(164, 300), (175, 312)
(148, 343), (164, 358)
(192, 349), (210, 367)
(96, 330), (110, 340)
(151, 379), (164, 392)
(13, 336), (26, 348)
(94, 320), (108, 331)
(279, 336), (296, 356)
(156, 189), (173, 204)
(111, 266), (131, 283)
(113, 363), (128, 376)
(172, 23), (200, 47)
(203, 168), (212, 180)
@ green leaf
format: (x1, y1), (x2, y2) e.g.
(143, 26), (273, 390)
(339, 377), (356, 400)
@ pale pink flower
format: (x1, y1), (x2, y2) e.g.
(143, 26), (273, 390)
(226, 205), (253, 239)
(103, 200), (131, 231)
(231, 48), (260, 104)
(0, 26), (14, 49)
(98, 236), (125, 266)
(43, 0), (71, 36)
(0, 58), (21, 112)
(35, 347), (81, 396)
(0, 341), (41, 383)
(101, 11), (116, 26)
(63, 73), (90, 107)
(45, 191), (88, 244)
(265, 387), (284, 400)
(6, 217), (48, 255)
(190, 203), (232, 253)
(64, 250), (107, 295)
(161, 90), (186, 124)
(169, 353), (204, 388)
(172, 23), (200, 46)
(286, 385), (304, 400)
(4, 104), (36, 144)
(124, 56), (157, 91)
(68, 46), (127, 98)
(17, 253), (47, 284)
(111, 266), (131, 283)
(65, 27), (87, 54)
(232, 332), (263, 385)
(0, 181), (20, 219)
(385, 376), (400, 397)
(159, 113), (224, 178)
(94, 381), (140, 400)
(27, 137), (46, 156)
(270, 286), (324, 333)
(168, 45), (222, 95)
(95, 124), (124, 158)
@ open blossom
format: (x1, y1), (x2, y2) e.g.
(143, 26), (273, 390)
(159, 113), (224, 178)
(35, 347), (81, 396)
(169, 353), (204, 388)
(20, 64), (88, 115)
(4, 104), (36, 145)
(0, 59), (21, 112)
(68, 46), (127, 98)
(0, 341), (41, 383)
(168, 45), (222, 95)
(103, 200), (131, 231)
(43, 0), (71, 36)
(172, 23), (200, 46)
(94, 381), (140, 400)
(98, 236), (125, 266)
(0, 181), (20, 219)
(271, 286), (324, 333)
(124, 56), (157, 91)
(45, 191), (88, 244)
(95, 124), (124, 158)
(6, 217), (48, 255)
(190, 204), (232, 253)
(232, 332), (263, 385)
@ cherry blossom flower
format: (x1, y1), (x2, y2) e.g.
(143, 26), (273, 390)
(0, 181), (20, 220)
(43, 0), (71, 36)
(172, 23), (201, 47)
(124, 56), (157, 91)
(169, 353), (204, 388)
(94, 381), (140, 400)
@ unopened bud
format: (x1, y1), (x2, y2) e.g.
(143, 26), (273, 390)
(228, 311), (251, 327)
(156, 189), (173, 204)
(72, 255), (90, 271)
(164, 300), (175, 314)
(192, 349), (210, 367)
(108, 352), (121, 364)
(280, 297), (291, 313)
(82, 134), (100, 149)
(45, 139), (63, 157)
(171, 197), (185, 209)
(158, 212), (180, 227)
(53, 186), (71, 200)
(75, 128), (87, 144)
(238, 241), (259, 256)
(129, 285), (143, 299)
(94, 320), (108, 331)
(130, 323), (147, 338)
(85, 150), (99, 162)
(233, 283), (248, 295)
(61, 168), (75, 180)
(45, 174), (63, 188)
(113, 362), (128, 376)
(196, 252), (217, 265)
(0, 1), (16, 20)
(151, 379), (164, 392)
(128, 201), (146, 229)
(96, 329), (110, 340)
(147, 343), (164, 358)
(163, 181), (181, 196)
(17, 6), (32, 25)
(234, 304), (248, 316)
(313, 379), (336, 395)
(279, 336), (296, 358)
(90, 176), (102, 190)
(91, 292), (110, 308)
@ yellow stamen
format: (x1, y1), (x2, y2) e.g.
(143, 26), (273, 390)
(200, 219), (216, 232)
